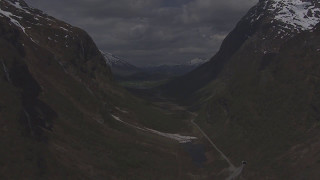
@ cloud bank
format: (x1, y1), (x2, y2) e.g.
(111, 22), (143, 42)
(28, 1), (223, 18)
(25, 0), (257, 66)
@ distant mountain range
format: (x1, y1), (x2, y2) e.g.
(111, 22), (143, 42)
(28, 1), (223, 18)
(101, 50), (208, 80)
(141, 58), (208, 77)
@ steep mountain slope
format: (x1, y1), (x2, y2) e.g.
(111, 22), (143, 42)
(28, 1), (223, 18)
(0, 1), (202, 179)
(161, 0), (320, 179)
(195, 24), (320, 179)
(162, 0), (320, 100)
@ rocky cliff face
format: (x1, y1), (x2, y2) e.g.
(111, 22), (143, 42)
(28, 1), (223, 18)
(0, 1), (117, 177)
(0, 0), (113, 141)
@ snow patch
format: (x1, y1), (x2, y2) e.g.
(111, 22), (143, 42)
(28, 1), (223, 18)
(0, 2), (44, 44)
(101, 51), (127, 67)
(145, 128), (198, 143)
(269, 0), (320, 31)
(2, 61), (11, 83)
(0, 8), (25, 33)
(59, 26), (69, 32)
(23, 109), (34, 136)
(186, 58), (208, 66)
(6, 1), (31, 14)
(111, 115), (145, 131)
(111, 115), (197, 143)
(29, 37), (39, 44)
(115, 107), (129, 114)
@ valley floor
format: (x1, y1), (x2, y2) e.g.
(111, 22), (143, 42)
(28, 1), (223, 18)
(120, 88), (244, 179)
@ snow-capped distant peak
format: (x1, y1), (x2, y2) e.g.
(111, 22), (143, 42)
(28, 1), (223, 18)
(186, 58), (208, 66)
(0, 0), (73, 45)
(269, 0), (320, 31)
(100, 50), (133, 67)
(247, 0), (320, 39)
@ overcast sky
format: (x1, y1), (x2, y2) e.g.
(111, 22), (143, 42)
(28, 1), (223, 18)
(25, 0), (257, 66)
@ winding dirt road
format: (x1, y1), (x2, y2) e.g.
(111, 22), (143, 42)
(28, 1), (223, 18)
(191, 119), (245, 180)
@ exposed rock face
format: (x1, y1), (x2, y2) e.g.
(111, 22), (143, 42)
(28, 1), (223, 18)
(0, 0), (113, 83)
(0, 0), (115, 140)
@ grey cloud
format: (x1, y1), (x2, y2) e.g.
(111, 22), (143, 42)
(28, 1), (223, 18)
(25, 0), (258, 66)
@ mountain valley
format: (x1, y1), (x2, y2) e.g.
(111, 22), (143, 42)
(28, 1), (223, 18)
(1, 0), (320, 179)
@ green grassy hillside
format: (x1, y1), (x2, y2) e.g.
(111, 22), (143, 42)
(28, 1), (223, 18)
(0, 1), (204, 179)
(192, 24), (320, 179)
